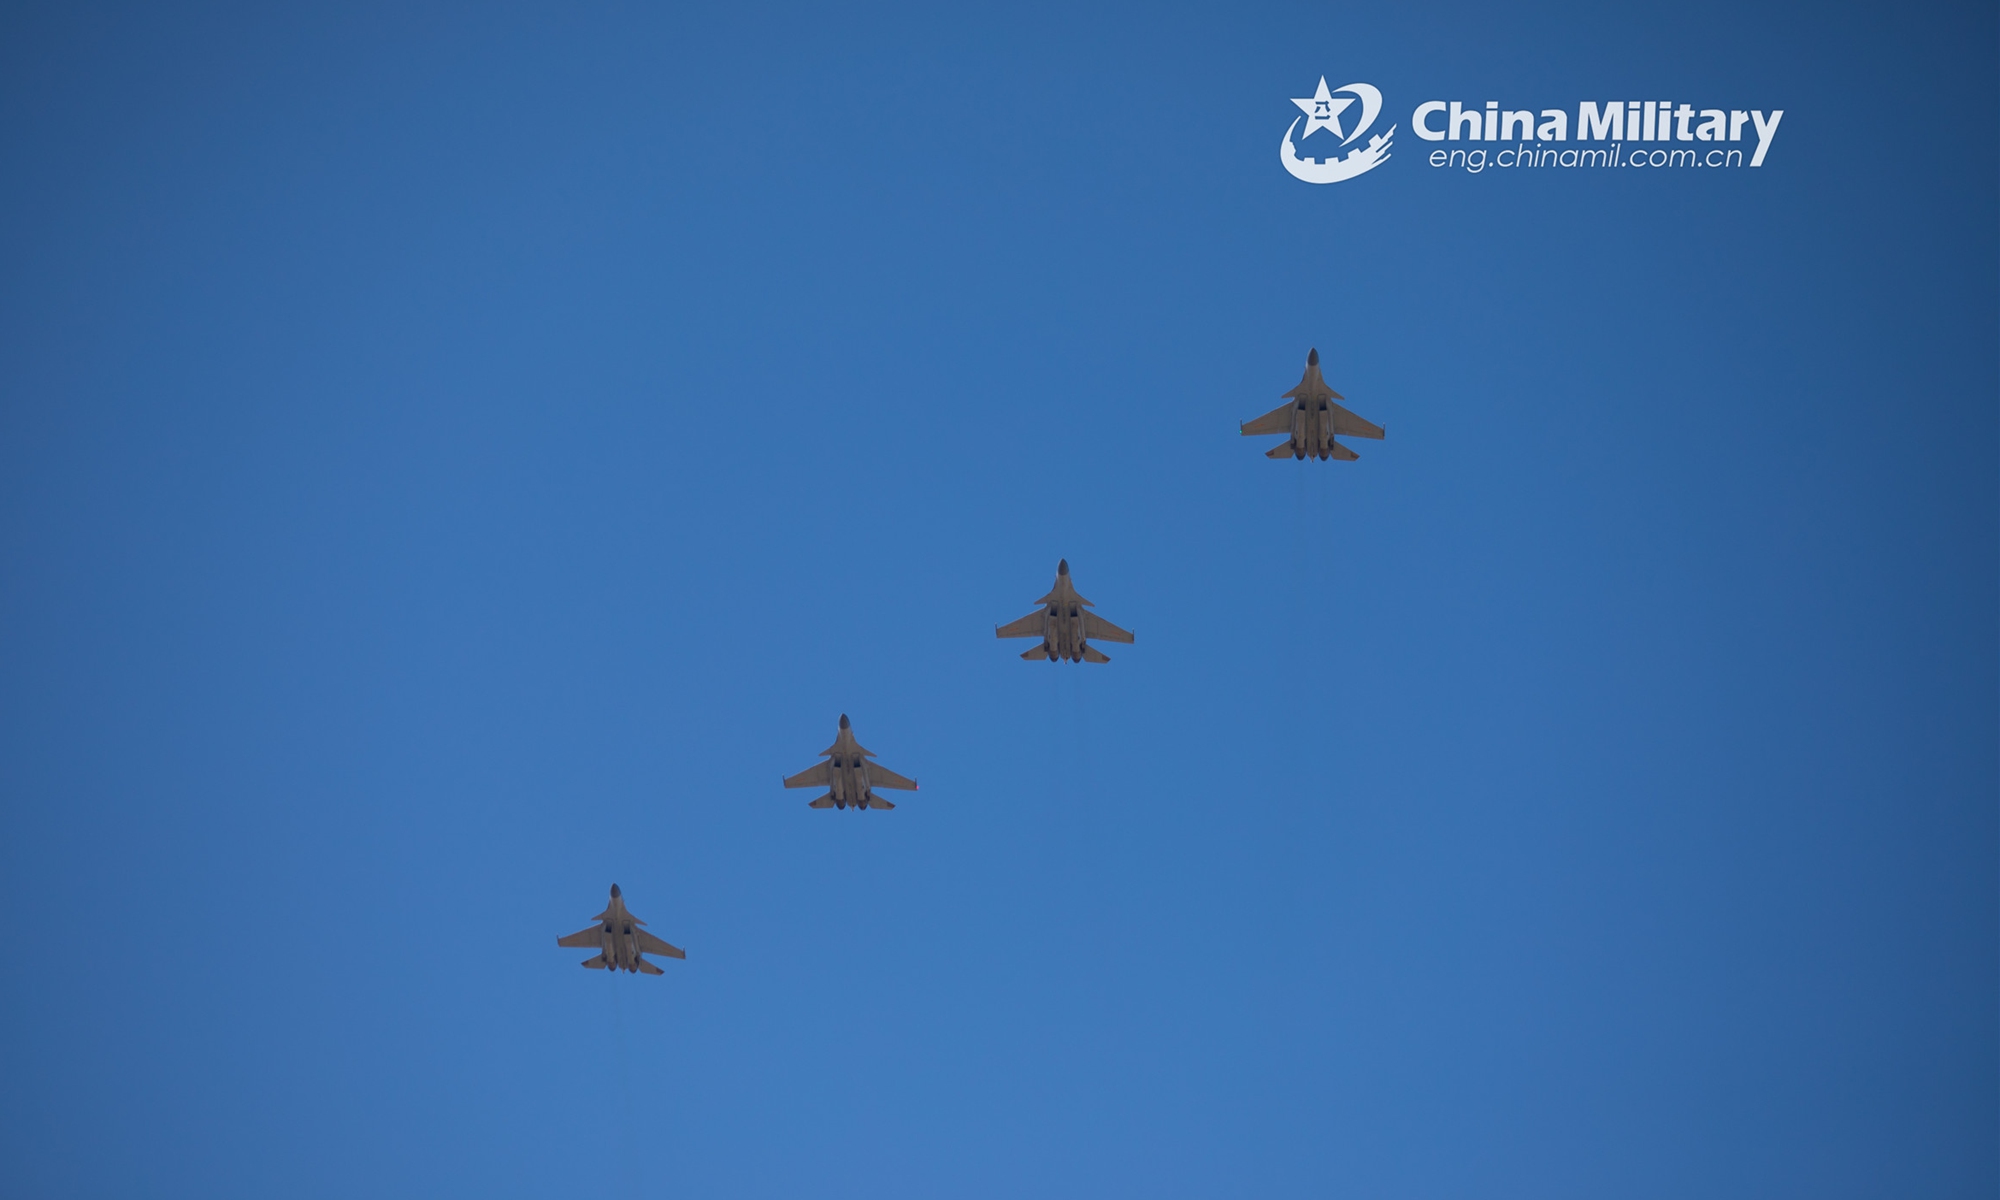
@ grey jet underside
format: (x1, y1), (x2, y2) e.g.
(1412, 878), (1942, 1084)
(783, 714), (919, 811)
(1240, 348), (1385, 461)
(557, 883), (685, 974)
(995, 558), (1134, 663)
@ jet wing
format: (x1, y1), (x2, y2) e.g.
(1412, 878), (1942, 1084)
(865, 763), (918, 791)
(783, 761), (830, 789)
(1082, 612), (1134, 644)
(1240, 402), (1293, 436)
(995, 611), (1045, 639)
(557, 925), (604, 949)
(1329, 402), (1384, 439)
(636, 930), (685, 960)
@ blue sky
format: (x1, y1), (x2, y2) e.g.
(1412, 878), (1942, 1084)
(0, 3), (1993, 1197)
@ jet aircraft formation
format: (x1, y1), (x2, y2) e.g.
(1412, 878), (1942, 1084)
(558, 348), (1385, 972)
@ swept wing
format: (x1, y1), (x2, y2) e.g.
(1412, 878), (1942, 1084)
(1329, 402), (1384, 439)
(636, 929), (685, 960)
(1240, 402), (1294, 436)
(1082, 612), (1134, 643)
(866, 763), (919, 791)
(995, 611), (1046, 639)
(783, 762), (830, 788)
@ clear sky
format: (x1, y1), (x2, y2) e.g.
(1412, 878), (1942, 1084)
(0, 3), (1993, 1197)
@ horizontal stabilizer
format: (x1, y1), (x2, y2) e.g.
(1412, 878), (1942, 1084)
(1326, 441), (1359, 461)
(1081, 644), (1111, 663)
(867, 796), (896, 810)
(1266, 442), (1298, 459)
(808, 794), (836, 808)
(635, 958), (664, 976)
(1019, 644), (1050, 660)
(581, 956), (608, 970)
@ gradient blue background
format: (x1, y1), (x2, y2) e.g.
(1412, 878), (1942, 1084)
(1, 3), (1993, 1197)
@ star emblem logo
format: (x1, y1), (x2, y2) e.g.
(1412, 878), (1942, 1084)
(1279, 76), (1392, 184)
(1291, 77), (1354, 140)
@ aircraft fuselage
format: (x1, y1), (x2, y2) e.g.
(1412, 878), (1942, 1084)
(1032, 593), (1090, 662)
(596, 900), (643, 971)
(824, 750), (881, 810)
(1283, 397), (1342, 460)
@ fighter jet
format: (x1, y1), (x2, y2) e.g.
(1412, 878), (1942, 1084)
(995, 559), (1134, 663)
(556, 884), (685, 974)
(783, 714), (919, 811)
(1240, 348), (1385, 461)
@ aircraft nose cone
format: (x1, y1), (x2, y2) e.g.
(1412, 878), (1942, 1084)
(839, 713), (850, 729)
(609, 883), (621, 898)
(1307, 347), (1319, 366)
(1058, 559), (1069, 574)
